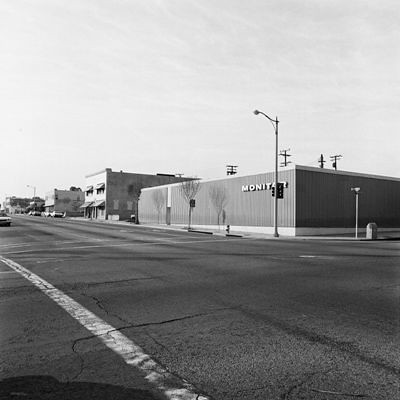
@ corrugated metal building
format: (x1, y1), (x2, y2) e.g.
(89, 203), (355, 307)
(138, 165), (400, 236)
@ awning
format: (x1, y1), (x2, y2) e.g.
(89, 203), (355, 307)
(92, 200), (105, 207)
(95, 183), (105, 190)
(80, 201), (93, 208)
(86, 185), (93, 191)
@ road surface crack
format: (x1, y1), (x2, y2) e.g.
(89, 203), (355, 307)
(70, 334), (94, 381)
(81, 293), (132, 326)
(280, 368), (332, 399)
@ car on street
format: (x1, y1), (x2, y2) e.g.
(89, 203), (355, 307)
(0, 211), (11, 226)
(31, 211), (42, 216)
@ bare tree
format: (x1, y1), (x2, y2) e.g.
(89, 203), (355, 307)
(209, 185), (229, 228)
(127, 181), (143, 224)
(152, 190), (165, 224)
(180, 179), (201, 230)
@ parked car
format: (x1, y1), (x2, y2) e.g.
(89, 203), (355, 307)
(42, 211), (51, 217)
(31, 211), (42, 216)
(0, 211), (11, 226)
(50, 211), (65, 218)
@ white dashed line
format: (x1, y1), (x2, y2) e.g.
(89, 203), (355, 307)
(0, 255), (209, 400)
(299, 255), (317, 258)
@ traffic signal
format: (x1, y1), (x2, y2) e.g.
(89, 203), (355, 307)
(271, 187), (275, 197)
(277, 182), (284, 199)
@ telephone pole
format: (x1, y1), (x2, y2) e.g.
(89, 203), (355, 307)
(279, 149), (292, 167)
(318, 154), (326, 168)
(226, 165), (238, 176)
(330, 155), (342, 170)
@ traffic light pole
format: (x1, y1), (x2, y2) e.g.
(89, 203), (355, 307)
(254, 110), (279, 238)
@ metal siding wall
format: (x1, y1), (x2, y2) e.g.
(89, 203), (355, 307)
(296, 168), (400, 228)
(139, 170), (296, 227)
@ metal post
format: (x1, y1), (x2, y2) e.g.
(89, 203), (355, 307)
(355, 192), (359, 239)
(351, 187), (360, 239)
(274, 117), (279, 237)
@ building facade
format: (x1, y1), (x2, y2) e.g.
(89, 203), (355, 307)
(44, 189), (85, 216)
(138, 165), (400, 236)
(3, 197), (32, 214)
(82, 168), (193, 221)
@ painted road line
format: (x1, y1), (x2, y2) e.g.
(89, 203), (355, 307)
(0, 256), (209, 400)
(0, 237), (241, 255)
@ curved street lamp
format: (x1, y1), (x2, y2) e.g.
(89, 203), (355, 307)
(253, 109), (279, 237)
(27, 184), (36, 199)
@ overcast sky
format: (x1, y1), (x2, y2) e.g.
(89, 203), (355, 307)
(1, 0), (399, 200)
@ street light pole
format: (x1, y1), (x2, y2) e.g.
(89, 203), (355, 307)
(254, 109), (279, 237)
(27, 185), (36, 199)
(351, 187), (360, 238)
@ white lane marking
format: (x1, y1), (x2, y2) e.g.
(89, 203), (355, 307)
(35, 258), (68, 264)
(0, 237), (240, 255)
(0, 256), (209, 400)
(0, 270), (19, 274)
(0, 242), (34, 248)
(299, 255), (317, 258)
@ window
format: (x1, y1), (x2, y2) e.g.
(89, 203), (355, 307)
(113, 200), (119, 210)
(127, 201), (133, 211)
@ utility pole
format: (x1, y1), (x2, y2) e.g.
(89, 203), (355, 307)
(318, 154), (326, 168)
(226, 165), (238, 176)
(330, 155), (342, 170)
(279, 149), (292, 167)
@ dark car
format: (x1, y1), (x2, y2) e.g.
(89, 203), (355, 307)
(0, 211), (11, 226)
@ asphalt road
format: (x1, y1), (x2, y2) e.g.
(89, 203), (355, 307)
(0, 215), (399, 399)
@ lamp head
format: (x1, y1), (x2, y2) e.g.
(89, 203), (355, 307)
(253, 109), (260, 115)
(351, 187), (361, 193)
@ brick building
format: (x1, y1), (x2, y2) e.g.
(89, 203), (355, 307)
(82, 168), (193, 221)
(44, 188), (85, 216)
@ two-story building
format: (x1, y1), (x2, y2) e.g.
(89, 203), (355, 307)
(44, 188), (85, 216)
(4, 197), (32, 214)
(82, 168), (193, 221)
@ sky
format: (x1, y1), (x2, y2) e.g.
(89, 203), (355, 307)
(1, 0), (399, 201)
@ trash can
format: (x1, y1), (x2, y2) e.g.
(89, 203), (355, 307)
(366, 222), (378, 240)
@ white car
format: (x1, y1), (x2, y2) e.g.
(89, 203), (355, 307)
(0, 211), (11, 226)
(50, 211), (65, 218)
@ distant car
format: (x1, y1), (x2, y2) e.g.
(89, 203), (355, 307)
(0, 211), (11, 226)
(50, 211), (65, 218)
(31, 211), (42, 216)
(42, 211), (51, 217)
